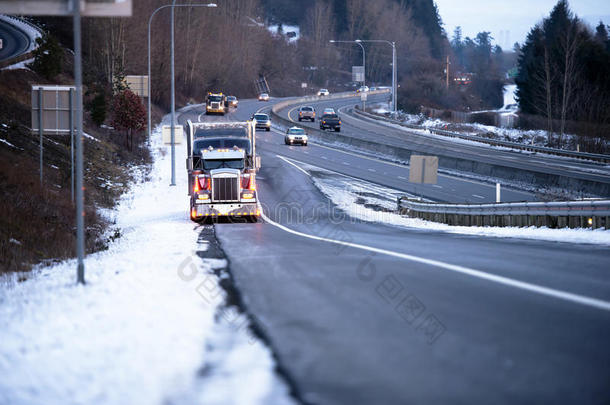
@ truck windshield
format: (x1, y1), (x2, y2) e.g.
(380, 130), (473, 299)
(194, 138), (251, 155)
(208, 96), (222, 102)
(203, 158), (245, 170)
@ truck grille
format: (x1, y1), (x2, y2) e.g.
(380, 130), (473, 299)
(212, 176), (239, 202)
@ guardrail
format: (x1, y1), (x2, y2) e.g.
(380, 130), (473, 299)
(398, 197), (610, 229)
(354, 109), (610, 164)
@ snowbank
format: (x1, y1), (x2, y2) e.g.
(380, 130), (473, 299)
(295, 159), (610, 246)
(0, 113), (293, 405)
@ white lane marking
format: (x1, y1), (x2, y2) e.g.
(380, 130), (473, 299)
(398, 176), (407, 180)
(198, 112), (205, 122)
(472, 194), (485, 199)
(433, 185), (443, 189)
(260, 210), (610, 312)
(276, 155), (311, 177)
(321, 156), (328, 160)
(368, 168), (376, 172)
(343, 162), (351, 166)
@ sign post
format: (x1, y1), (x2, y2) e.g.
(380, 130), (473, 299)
(4, 0), (133, 285)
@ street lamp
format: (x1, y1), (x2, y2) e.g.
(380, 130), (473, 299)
(356, 39), (397, 116)
(329, 39), (366, 88)
(147, 2), (217, 186)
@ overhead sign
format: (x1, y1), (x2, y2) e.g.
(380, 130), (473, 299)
(352, 66), (365, 82)
(125, 75), (149, 97)
(31, 85), (76, 135)
(0, 0), (132, 16)
(409, 155), (438, 184)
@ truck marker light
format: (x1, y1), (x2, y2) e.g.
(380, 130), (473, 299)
(194, 179), (200, 193)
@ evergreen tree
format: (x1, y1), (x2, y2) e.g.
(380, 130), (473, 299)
(88, 88), (107, 127)
(28, 33), (63, 80)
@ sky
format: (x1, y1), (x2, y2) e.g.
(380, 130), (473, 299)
(434, 0), (610, 49)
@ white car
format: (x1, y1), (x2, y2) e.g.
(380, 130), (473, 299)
(317, 88), (330, 96)
(285, 127), (308, 146)
(258, 93), (270, 101)
(323, 108), (336, 115)
(357, 86), (369, 93)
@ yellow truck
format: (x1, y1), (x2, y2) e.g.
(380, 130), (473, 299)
(205, 92), (227, 115)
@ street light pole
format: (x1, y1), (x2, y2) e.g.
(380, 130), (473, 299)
(73, 0), (85, 284)
(146, 2), (217, 175)
(170, 0), (176, 186)
(329, 39), (366, 87)
(356, 39), (397, 116)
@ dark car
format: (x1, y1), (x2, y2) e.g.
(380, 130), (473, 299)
(320, 113), (341, 132)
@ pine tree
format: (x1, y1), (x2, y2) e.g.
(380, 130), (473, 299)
(28, 33), (63, 80)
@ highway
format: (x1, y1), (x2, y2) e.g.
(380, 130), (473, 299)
(179, 97), (610, 404)
(0, 18), (30, 62)
(276, 94), (610, 195)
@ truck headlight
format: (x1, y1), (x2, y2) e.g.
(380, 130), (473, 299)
(198, 194), (210, 200)
(241, 191), (255, 199)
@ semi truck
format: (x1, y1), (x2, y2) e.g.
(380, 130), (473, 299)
(205, 92), (227, 115)
(185, 120), (261, 222)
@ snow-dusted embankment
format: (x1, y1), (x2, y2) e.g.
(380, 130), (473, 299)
(0, 114), (294, 405)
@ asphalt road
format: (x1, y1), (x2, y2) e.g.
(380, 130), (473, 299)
(0, 18), (30, 62)
(277, 95), (610, 194)
(178, 98), (610, 404)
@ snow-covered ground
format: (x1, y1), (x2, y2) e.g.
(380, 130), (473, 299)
(371, 84), (606, 152)
(267, 24), (300, 42)
(289, 158), (610, 245)
(0, 114), (294, 405)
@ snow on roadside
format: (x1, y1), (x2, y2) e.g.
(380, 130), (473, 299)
(296, 160), (610, 246)
(0, 112), (294, 405)
(0, 14), (42, 53)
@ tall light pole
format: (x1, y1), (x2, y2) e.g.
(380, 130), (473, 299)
(356, 39), (397, 116)
(147, 2), (217, 184)
(329, 39), (366, 88)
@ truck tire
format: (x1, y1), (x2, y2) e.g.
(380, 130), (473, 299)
(335, 127), (340, 132)
(266, 127), (270, 132)
(248, 215), (258, 223)
(298, 117), (302, 122)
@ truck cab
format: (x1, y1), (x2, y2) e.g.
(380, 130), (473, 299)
(205, 92), (227, 115)
(185, 121), (260, 222)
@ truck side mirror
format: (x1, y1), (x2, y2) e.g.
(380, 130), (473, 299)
(255, 156), (262, 170)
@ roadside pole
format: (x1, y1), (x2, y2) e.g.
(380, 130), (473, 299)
(170, 0), (176, 186)
(37, 87), (43, 184)
(72, 0), (85, 284)
(69, 88), (74, 202)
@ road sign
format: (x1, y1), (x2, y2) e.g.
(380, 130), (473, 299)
(301, 82), (307, 88)
(125, 75), (149, 97)
(0, 0), (132, 16)
(352, 66), (364, 82)
(409, 155), (438, 184)
(360, 92), (367, 101)
(162, 125), (183, 144)
(31, 85), (76, 134)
